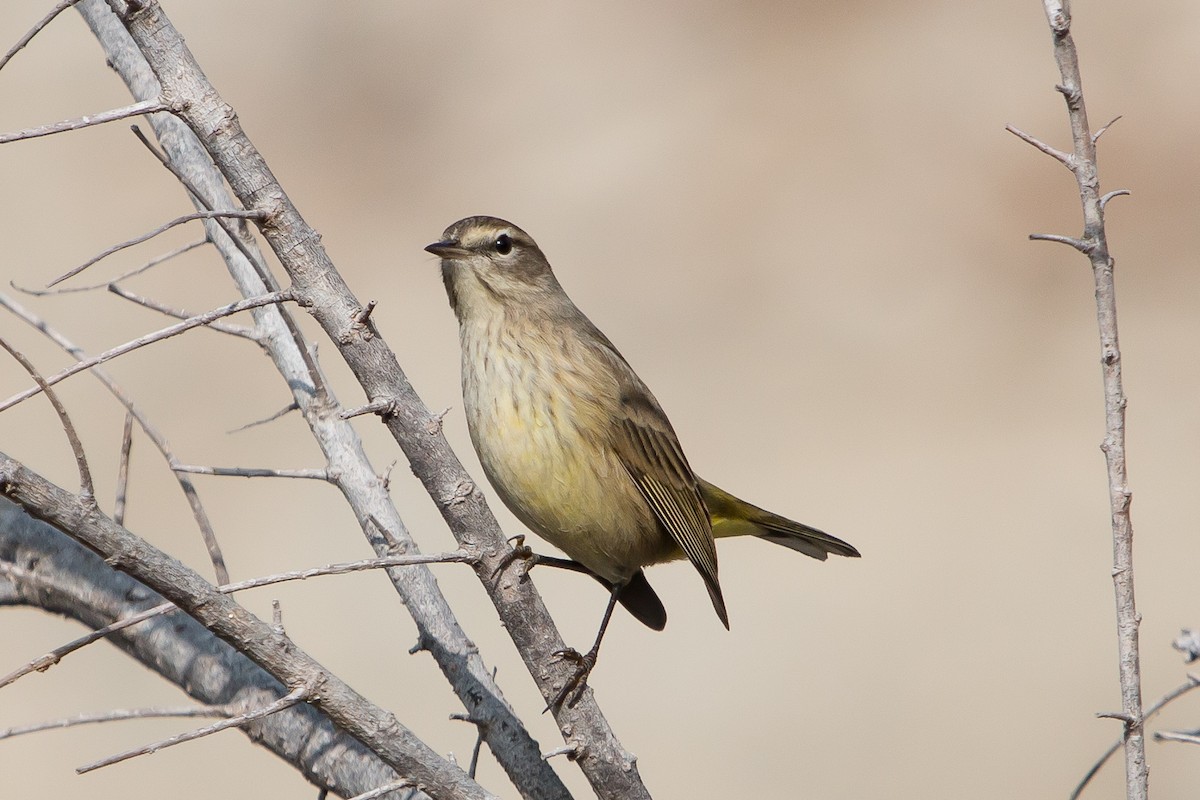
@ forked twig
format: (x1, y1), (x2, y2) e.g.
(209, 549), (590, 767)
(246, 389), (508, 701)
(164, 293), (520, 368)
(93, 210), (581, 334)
(0, 292), (230, 583)
(0, 290), (293, 414)
(47, 210), (265, 288)
(76, 684), (310, 774)
(0, 548), (475, 691)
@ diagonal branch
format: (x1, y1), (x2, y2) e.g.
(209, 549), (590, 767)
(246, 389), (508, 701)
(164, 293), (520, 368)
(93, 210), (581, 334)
(0, 290), (293, 414)
(0, 498), (424, 799)
(92, 3), (650, 796)
(0, 337), (94, 500)
(74, 2), (581, 796)
(47, 209), (265, 288)
(0, 458), (496, 800)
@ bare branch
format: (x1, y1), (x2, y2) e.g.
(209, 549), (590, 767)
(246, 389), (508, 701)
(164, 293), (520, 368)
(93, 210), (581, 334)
(0, 704), (234, 741)
(0, 458), (496, 799)
(1004, 123), (1074, 168)
(124, 121), (330, 399)
(77, 684), (311, 774)
(0, 547), (473, 691)
(0, 290), (293, 414)
(1071, 673), (1200, 800)
(346, 782), (415, 800)
(227, 401), (299, 433)
(1154, 730), (1200, 746)
(1028, 232), (1091, 251)
(1100, 189), (1132, 212)
(0, 98), (170, 144)
(1025, 2), (1147, 796)
(78, 4), (575, 794)
(47, 209), (266, 288)
(0, 0), (85, 73)
(99, 0), (646, 784)
(106, 283), (260, 340)
(13, 238), (209, 296)
(114, 412), (134, 525)
(171, 464), (332, 481)
(341, 397), (399, 420)
(1093, 115), (1124, 143)
(0, 337), (94, 499)
(0, 291), (230, 583)
(0, 502), (418, 798)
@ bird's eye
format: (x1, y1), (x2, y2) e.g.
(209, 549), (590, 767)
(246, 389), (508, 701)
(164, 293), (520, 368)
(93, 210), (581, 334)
(493, 234), (513, 255)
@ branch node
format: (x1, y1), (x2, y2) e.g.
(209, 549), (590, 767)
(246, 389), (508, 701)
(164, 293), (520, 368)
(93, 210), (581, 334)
(542, 744), (580, 762)
(340, 397), (397, 420)
(1099, 189), (1131, 211)
(426, 407), (451, 435)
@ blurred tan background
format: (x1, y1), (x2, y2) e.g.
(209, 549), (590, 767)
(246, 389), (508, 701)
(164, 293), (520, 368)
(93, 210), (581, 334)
(3, 1), (1200, 797)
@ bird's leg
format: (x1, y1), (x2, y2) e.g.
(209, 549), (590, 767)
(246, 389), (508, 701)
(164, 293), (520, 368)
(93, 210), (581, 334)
(492, 534), (592, 579)
(546, 583), (622, 711)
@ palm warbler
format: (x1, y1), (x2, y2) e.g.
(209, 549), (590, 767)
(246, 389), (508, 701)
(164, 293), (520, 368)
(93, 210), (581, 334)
(426, 216), (858, 695)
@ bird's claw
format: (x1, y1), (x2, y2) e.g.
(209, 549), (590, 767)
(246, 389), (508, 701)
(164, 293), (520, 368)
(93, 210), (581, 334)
(492, 535), (535, 579)
(544, 647), (598, 711)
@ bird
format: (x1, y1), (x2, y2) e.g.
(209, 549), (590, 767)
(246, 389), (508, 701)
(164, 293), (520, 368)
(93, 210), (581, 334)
(425, 216), (858, 704)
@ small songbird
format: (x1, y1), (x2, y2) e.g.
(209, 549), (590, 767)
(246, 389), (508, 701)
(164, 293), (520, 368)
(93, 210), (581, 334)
(426, 216), (858, 702)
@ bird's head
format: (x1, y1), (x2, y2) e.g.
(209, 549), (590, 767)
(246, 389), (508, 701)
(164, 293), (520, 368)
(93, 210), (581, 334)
(425, 217), (560, 318)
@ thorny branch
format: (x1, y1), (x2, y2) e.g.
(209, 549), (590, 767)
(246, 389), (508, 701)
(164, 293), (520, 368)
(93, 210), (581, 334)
(1010, 2), (1145, 798)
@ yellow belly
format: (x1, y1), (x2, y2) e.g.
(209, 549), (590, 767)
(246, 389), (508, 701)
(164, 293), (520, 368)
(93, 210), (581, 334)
(461, 325), (671, 582)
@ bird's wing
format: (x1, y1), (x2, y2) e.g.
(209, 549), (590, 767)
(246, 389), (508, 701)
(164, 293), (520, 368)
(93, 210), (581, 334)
(612, 388), (729, 628)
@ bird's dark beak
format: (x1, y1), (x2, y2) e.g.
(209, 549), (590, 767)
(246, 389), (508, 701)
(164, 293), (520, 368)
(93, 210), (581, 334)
(424, 239), (471, 259)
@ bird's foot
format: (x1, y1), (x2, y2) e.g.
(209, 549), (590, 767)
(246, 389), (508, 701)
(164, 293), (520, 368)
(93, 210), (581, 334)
(492, 535), (535, 579)
(545, 646), (598, 712)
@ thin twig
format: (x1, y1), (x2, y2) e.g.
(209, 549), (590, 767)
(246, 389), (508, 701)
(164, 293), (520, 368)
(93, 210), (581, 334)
(47, 210), (266, 288)
(12, 238), (208, 296)
(0, 548), (476, 690)
(0, 290), (293, 414)
(0, 337), (94, 499)
(1071, 673), (1200, 799)
(1153, 731), (1200, 746)
(126, 124), (328, 399)
(0, 0), (84, 73)
(172, 465), (332, 481)
(1004, 123), (1074, 168)
(107, 284), (260, 340)
(114, 412), (134, 525)
(1029, 232), (1090, 251)
(0, 292), (230, 584)
(227, 401), (299, 433)
(341, 397), (398, 420)
(1093, 115), (1123, 143)
(0, 98), (170, 144)
(0, 704), (235, 741)
(345, 781), (414, 800)
(76, 684), (311, 774)
(2, 459), (492, 798)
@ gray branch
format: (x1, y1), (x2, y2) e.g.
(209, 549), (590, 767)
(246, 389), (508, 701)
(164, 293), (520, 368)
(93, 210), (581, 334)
(0, 458), (495, 800)
(88, 0), (649, 797)
(0, 496), (421, 800)
(1018, 2), (1146, 797)
(73, 1), (571, 797)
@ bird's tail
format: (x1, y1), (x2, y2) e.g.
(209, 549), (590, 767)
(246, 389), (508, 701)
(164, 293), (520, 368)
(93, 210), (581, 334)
(699, 478), (860, 561)
(614, 570), (667, 630)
